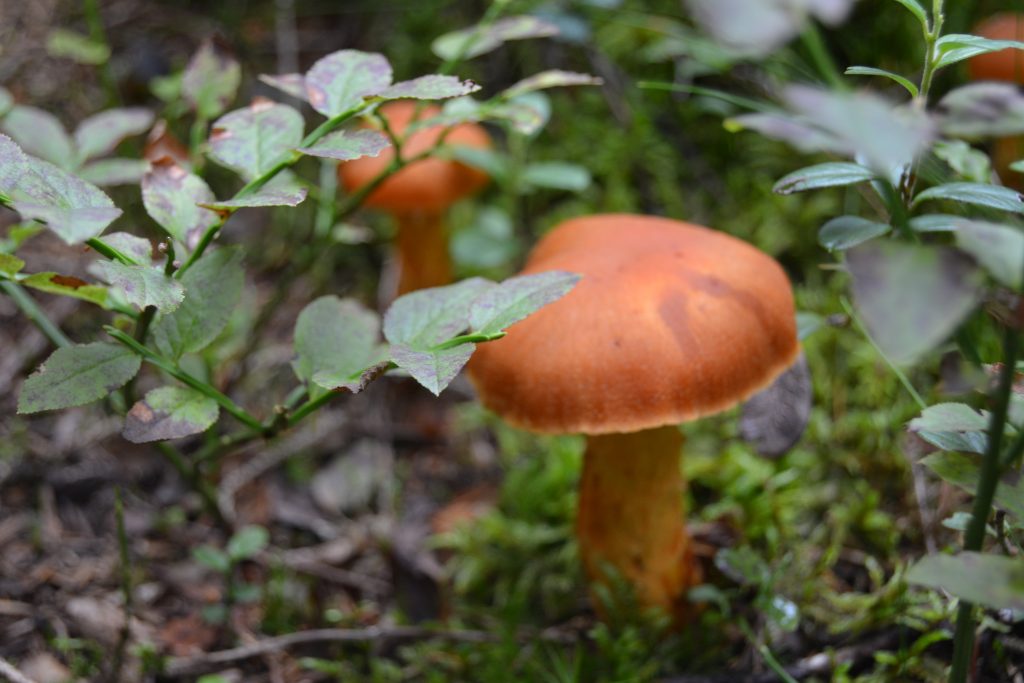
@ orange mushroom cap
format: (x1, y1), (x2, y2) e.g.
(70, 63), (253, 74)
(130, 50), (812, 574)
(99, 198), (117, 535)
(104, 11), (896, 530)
(338, 100), (491, 213)
(968, 13), (1024, 83)
(467, 214), (801, 435)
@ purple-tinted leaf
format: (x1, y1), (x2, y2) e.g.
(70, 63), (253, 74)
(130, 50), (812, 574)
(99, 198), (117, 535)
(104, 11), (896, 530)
(938, 83), (1024, 139)
(431, 16), (560, 61)
(739, 352), (812, 458)
(293, 296), (389, 393)
(258, 73), (307, 101)
(384, 277), (495, 348)
(201, 186), (308, 210)
(390, 344), (475, 396)
(94, 260), (185, 313)
(847, 241), (981, 365)
(1, 105), (74, 168)
(101, 232), (153, 263)
(468, 271), (580, 335)
(907, 552), (1024, 611)
(182, 38), (241, 119)
(379, 75), (480, 101)
(78, 158), (149, 186)
(141, 159), (219, 249)
(73, 108), (154, 162)
(501, 70), (602, 99)
(954, 219), (1024, 289)
(296, 129), (389, 161)
(123, 386), (219, 443)
(0, 133), (28, 196)
(10, 157), (121, 244)
(304, 50), (392, 117)
(208, 98), (303, 180)
(18, 342), (141, 413)
(685, 0), (854, 57)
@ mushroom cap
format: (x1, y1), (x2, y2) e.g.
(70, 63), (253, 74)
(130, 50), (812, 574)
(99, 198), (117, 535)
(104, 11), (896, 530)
(467, 214), (801, 435)
(338, 101), (491, 213)
(968, 13), (1024, 83)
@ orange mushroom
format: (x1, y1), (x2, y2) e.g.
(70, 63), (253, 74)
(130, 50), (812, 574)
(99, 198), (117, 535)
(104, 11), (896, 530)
(968, 13), (1024, 188)
(339, 101), (491, 295)
(467, 214), (800, 619)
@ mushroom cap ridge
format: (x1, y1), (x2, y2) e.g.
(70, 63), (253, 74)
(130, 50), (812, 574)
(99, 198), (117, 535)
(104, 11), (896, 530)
(467, 214), (801, 435)
(338, 101), (491, 213)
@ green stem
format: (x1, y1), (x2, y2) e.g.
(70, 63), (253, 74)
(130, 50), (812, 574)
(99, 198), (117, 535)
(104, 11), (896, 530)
(432, 331), (505, 351)
(108, 486), (132, 682)
(86, 237), (138, 265)
(0, 280), (73, 348)
(83, 0), (120, 107)
(104, 326), (264, 432)
(737, 618), (798, 683)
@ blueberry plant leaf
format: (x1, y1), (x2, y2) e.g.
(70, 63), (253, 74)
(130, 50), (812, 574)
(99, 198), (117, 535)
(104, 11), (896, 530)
(914, 182), (1024, 214)
(73, 108), (154, 163)
(141, 158), (219, 249)
(909, 403), (989, 433)
(847, 241), (981, 365)
(954, 220), (1024, 289)
(208, 99), (304, 180)
(1, 106), (75, 168)
(0, 133), (28, 199)
(122, 385), (219, 443)
(379, 75), (480, 101)
(431, 16), (559, 61)
(258, 73), (307, 101)
(201, 187), (308, 210)
(935, 33), (1024, 71)
(468, 271), (580, 335)
(79, 158), (149, 187)
(501, 70), (602, 99)
(182, 38), (242, 119)
(304, 50), (392, 117)
(10, 157), (122, 244)
(17, 342), (141, 413)
(390, 344), (474, 396)
(818, 216), (891, 251)
(937, 83), (1024, 139)
(773, 162), (876, 195)
(152, 247), (245, 359)
(384, 278), (496, 348)
(293, 296), (389, 393)
(101, 232), (153, 264)
(295, 129), (390, 161)
(94, 261), (185, 313)
(20, 272), (108, 307)
(920, 452), (1024, 521)
(0, 253), (25, 276)
(907, 552), (1024, 611)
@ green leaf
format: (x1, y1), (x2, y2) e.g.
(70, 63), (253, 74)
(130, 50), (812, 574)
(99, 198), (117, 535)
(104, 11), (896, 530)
(914, 182), (1024, 214)
(293, 296), (389, 393)
(304, 50), (392, 118)
(500, 70), (602, 99)
(182, 39), (241, 119)
(818, 216), (891, 251)
(431, 16), (559, 61)
(520, 162), (591, 193)
(954, 220), (1024, 289)
(78, 158), (149, 186)
(45, 28), (110, 65)
(295, 129), (389, 161)
(208, 99), (304, 180)
(907, 552), (1024, 611)
(384, 278), (495, 349)
(796, 312), (823, 340)
(193, 546), (231, 573)
(910, 403), (988, 433)
(93, 261), (185, 313)
(468, 271), (580, 335)
(935, 33), (1024, 71)
(0, 133), (28, 198)
(933, 140), (991, 183)
(20, 272), (108, 307)
(847, 241), (981, 365)
(10, 157), (122, 244)
(0, 253), (25, 276)
(890, 0), (928, 28)
(938, 83), (1024, 139)
(773, 162), (875, 195)
(227, 525), (269, 561)
(452, 206), (519, 269)
(389, 344), (475, 396)
(141, 159), (219, 249)
(1, 106), (74, 168)
(152, 247), (244, 359)
(17, 342), (141, 413)
(920, 452), (1024, 521)
(122, 385), (219, 443)
(101, 232), (153, 263)
(844, 66), (918, 97)
(201, 187), (308, 210)
(379, 75), (480, 101)
(73, 108), (154, 163)
(258, 73), (307, 101)
(909, 214), (959, 233)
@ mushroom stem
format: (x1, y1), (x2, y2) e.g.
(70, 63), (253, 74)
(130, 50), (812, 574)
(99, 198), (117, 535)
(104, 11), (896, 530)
(394, 210), (452, 295)
(576, 425), (699, 618)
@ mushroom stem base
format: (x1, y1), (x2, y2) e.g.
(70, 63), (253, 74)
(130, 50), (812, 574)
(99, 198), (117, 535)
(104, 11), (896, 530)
(395, 211), (451, 295)
(577, 426), (699, 620)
